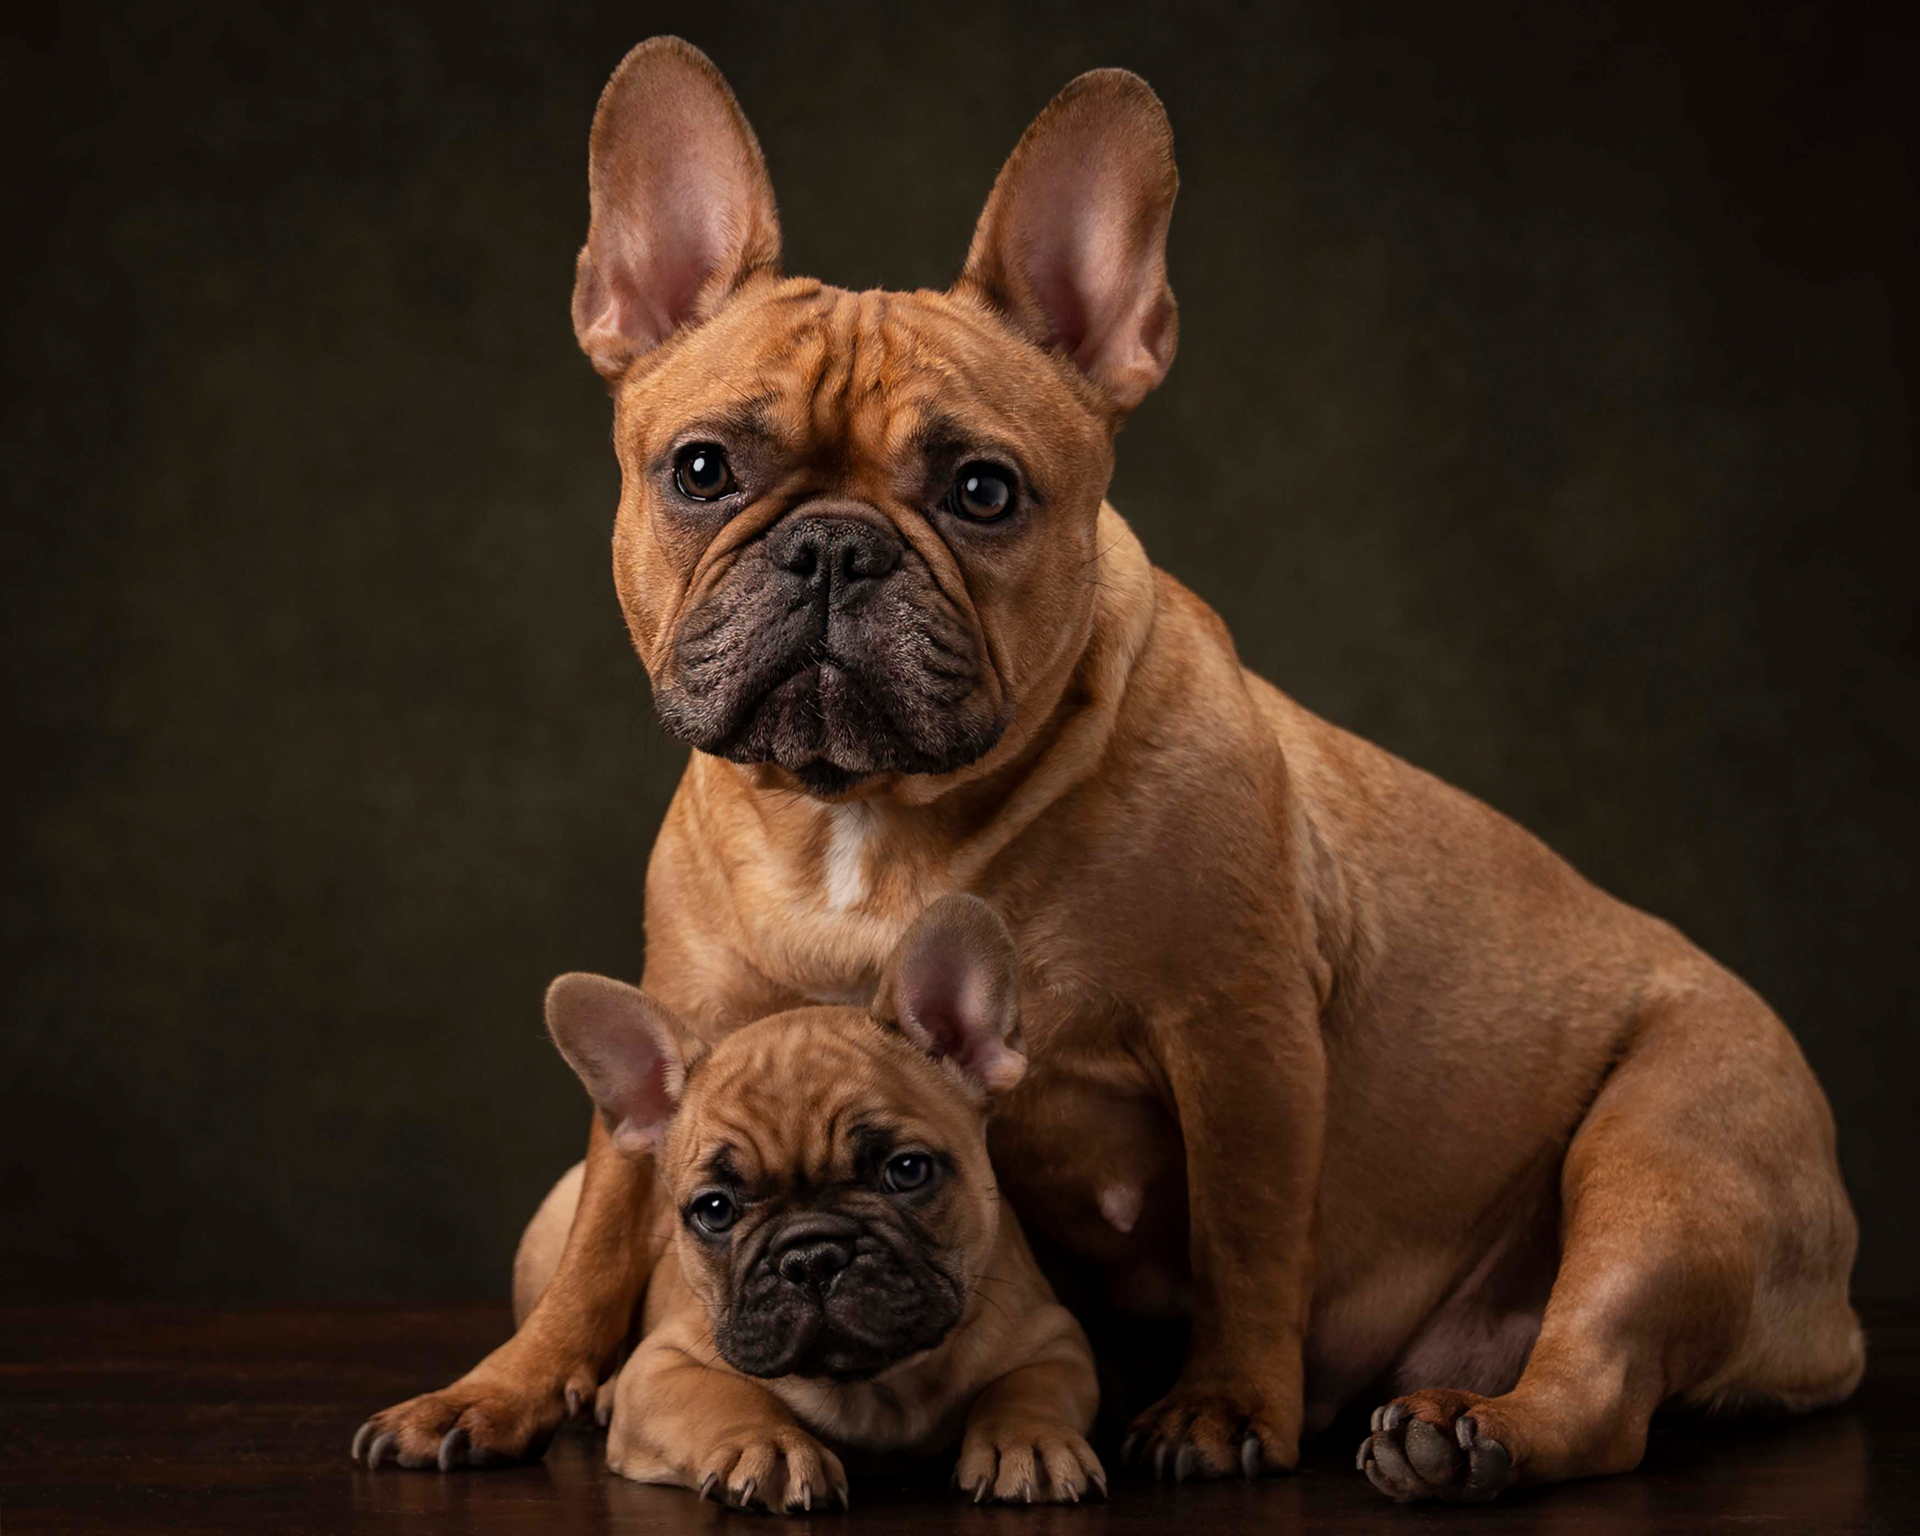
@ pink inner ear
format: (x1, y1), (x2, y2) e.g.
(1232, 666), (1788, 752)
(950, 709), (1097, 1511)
(593, 152), (738, 354)
(575, 42), (781, 371)
(900, 939), (1023, 1094)
(1027, 222), (1094, 358)
(966, 73), (1176, 412)
(613, 1040), (681, 1149)
(547, 974), (686, 1152)
(912, 1001), (970, 1067)
(1007, 181), (1157, 397)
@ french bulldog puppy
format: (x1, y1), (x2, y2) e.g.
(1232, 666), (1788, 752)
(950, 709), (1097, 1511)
(523, 896), (1101, 1509)
(355, 37), (1861, 1504)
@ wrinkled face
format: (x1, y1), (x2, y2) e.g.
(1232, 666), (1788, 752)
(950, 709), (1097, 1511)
(659, 1009), (999, 1379)
(607, 277), (1114, 797)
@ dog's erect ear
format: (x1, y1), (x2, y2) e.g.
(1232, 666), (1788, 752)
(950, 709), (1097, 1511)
(571, 37), (782, 378)
(872, 895), (1026, 1097)
(546, 973), (702, 1155)
(957, 69), (1178, 415)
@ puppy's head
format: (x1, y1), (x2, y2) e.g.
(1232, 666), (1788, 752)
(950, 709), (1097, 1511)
(547, 895), (1026, 1379)
(572, 38), (1178, 798)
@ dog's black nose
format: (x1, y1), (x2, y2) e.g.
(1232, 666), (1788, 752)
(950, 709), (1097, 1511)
(770, 513), (903, 596)
(775, 1236), (855, 1287)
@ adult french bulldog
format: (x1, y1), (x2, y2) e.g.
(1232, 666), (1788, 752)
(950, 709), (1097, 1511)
(354, 37), (1861, 1502)
(497, 896), (1101, 1509)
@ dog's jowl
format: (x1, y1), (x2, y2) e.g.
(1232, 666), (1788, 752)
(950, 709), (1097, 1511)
(354, 36), (1861, 1503)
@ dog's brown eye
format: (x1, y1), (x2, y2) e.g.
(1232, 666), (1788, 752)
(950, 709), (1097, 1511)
(947, 462), (1015, 522)
(882, 1152), (934, 1193)
(674, 443), (735, 500)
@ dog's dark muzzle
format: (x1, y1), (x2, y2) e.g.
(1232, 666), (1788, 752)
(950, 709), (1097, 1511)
(652, 502), (1004, 793)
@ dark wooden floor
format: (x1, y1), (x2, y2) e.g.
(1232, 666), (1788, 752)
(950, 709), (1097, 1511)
(3, 1303), (1915, 1534)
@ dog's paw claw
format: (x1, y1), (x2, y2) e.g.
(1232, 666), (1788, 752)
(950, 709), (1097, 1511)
(435, 1426), (469, 1472)
(1360, 1391), (1517, 1503)
(351, 1377), (566, 1470)
(1125, 1385), (1297, 1481)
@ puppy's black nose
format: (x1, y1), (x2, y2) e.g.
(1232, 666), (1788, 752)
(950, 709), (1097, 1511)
(775, 1236), (855, 1287)
(770, 513), (903, 596)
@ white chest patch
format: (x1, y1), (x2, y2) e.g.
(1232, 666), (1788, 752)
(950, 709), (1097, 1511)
(823, 802), (876, 912)
(1099, 1183), (1143, 1235)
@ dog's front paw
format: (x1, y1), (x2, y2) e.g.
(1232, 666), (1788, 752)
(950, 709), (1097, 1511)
(1358, 1389), (1518, 1503)
(955, 1418), (1106, 1504)
(350, 1366), (593, 1471)
(690, 1427), (849, 1514)
(1122, 1379), (1299, 1481)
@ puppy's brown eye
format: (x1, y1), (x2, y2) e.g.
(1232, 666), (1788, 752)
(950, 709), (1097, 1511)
(947, 462), (1015, 522)
(674, 443), (735, 500)
(882, 1152), (934, 1193)
(689, 1190), (737, 1234)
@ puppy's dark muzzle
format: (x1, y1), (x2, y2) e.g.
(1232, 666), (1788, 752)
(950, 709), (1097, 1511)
(769, 506), (903, 612)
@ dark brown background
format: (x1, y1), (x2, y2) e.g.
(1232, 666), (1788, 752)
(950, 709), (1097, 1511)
(3, 1), (1913, 1305)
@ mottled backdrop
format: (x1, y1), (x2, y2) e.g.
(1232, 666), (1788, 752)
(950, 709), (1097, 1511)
(4, 1), (1913, 1300)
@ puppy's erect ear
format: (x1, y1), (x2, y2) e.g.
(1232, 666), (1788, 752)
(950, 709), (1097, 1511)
(957, 69), (1178, 415)
(546, 973), (701, 1155)
(872, 895), (1026, 1097)
(571, 37), (782, 378)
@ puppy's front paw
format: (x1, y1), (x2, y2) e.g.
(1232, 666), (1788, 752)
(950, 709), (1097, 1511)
(691, 1427), (849, 1514)
(955, 1419), (1106, 1504)
(350, 1365), (593, 1470)
(1122, 1379), (1298, 1481)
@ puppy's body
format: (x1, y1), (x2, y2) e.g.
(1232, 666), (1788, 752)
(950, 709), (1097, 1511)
(518, 905), (1103, 1510)
(357, 40), (1860, 1503)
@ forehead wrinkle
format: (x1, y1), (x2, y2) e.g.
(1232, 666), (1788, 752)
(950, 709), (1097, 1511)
(699, 1119), (757, 1179)
(639, 286), (839, 452)
(698, 1140), (743, 1184)
(800, 292), (855, 459)
(902, 301), (1078, 426)
(861, 291), (895, 398)
(916, 293), (1068, 378)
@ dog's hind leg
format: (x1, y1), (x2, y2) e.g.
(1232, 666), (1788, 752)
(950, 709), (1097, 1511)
(1359, 979), (1862, 1502)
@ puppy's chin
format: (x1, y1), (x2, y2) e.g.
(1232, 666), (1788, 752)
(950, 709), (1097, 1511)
(716, 1316), (947, 1382)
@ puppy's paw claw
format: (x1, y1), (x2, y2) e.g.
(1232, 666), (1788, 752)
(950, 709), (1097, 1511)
(689, 1428), (845, 1516)
(955, 1421), (1103, 1504)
